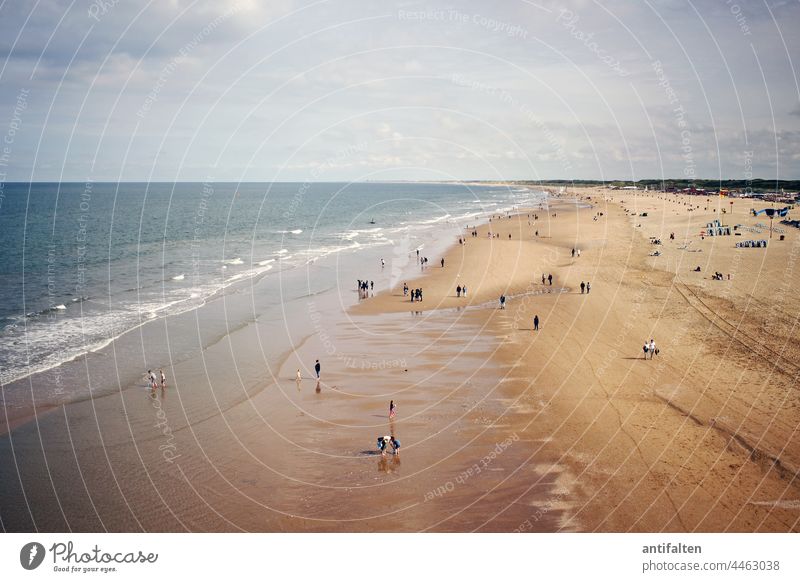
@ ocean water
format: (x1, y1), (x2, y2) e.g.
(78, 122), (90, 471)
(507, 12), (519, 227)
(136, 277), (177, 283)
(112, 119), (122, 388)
(0, 181), (544, 397)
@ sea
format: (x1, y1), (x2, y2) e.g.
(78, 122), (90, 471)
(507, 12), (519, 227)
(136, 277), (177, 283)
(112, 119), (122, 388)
(0, 181), (545, 413)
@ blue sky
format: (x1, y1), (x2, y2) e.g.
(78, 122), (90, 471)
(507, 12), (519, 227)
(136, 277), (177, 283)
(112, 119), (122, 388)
(0, 0), (798, 181)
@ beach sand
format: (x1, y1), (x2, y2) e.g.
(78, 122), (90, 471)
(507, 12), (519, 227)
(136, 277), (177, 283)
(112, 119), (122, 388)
(355, 187), (800, 531)
(1, 186), (798, 532)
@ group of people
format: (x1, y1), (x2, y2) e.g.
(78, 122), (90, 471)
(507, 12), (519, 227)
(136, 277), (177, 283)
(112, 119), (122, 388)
(541, 273), (554, 286)
(377, 434), (401, 456)
(416, 250), (430, 268)
(147, 369), (166, 390)
(357, 279), (374, 299)
(571, 248), (582, 258)
(456, 284), (468, 297)
(580, 281), (591, 294)
(407, 286), (423, 302)
(642, 339), (659, 360)
(295, 359), (322, 382)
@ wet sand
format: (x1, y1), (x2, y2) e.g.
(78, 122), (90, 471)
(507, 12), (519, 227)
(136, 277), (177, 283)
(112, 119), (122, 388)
(2, 187), (798, 532)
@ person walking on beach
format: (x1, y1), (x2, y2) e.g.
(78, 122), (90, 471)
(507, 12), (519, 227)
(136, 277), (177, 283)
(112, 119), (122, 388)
(649, 339), (657, 359)
(389, 400), (396, 419)
(577, 249), (581, 258)
(586, 281), (591, 294)
(441, 258), (445, 268)
(541, 274), (546, 286)
(403, 283), (408, 296)
(571, 248), (575, 257)
(314, 359), (321, 378)
(462, 284), (467, 297)
(160, 369), (167, 389)
(642, 343), (649, 360)
(147, 370), (158, 390)
(580, 282), (585, 294)
(381, 258), (385, 269)
(296, 369), (302, 384)
(499, 294), (506, 309)
(370, 281), (374, 292)
(548, 274), (553, 286)
(533, 315), (539, 331)
(456, 285), (462, 298)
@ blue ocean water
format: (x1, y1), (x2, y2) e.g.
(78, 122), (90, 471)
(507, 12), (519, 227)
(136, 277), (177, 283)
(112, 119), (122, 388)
(0, 181), (543, 388)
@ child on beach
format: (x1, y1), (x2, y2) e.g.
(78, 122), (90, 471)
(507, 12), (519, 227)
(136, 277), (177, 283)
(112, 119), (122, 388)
(390, 436), (401, 456)
(389, 400), (396, 418)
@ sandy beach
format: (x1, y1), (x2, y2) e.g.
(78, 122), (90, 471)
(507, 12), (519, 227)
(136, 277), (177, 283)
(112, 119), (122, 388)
(354, 186), (800, 531)
(2, 186), (798, 532)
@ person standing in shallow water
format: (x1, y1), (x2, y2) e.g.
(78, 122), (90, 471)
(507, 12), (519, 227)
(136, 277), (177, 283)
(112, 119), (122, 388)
(314, 359), (321, 378)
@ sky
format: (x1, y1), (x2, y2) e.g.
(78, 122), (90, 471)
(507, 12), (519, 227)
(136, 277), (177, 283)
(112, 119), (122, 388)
(0, 0), (798, 182)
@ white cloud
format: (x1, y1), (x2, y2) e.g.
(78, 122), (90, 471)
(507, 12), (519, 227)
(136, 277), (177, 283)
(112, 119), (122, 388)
(0, 0), (798, 181)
